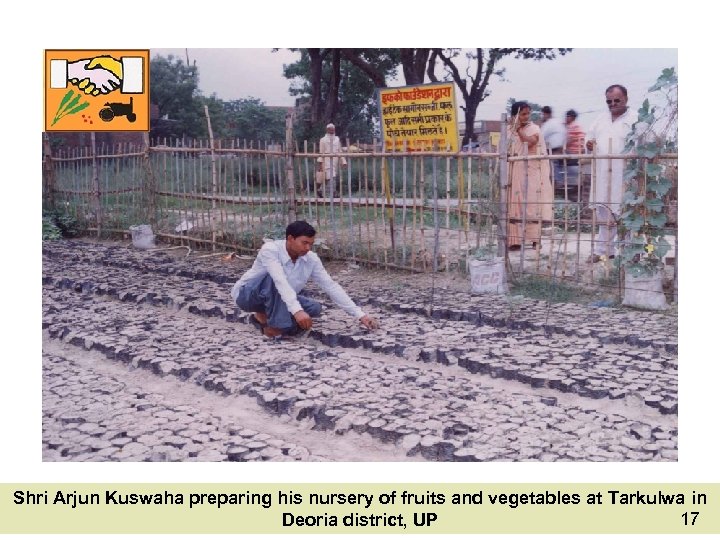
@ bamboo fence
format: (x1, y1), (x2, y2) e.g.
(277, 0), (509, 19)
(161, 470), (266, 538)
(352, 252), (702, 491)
(42, 124), (678, 290)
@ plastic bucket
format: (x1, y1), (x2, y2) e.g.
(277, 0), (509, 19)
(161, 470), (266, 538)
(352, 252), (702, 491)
(469, 257), (507, 294)
(129, 224), (155, 249)
(622, 270), (668, 310)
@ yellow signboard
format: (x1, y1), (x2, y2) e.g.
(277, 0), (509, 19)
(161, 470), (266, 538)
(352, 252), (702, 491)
(378, 83), (459, 152)
(44, 49), (150, 132)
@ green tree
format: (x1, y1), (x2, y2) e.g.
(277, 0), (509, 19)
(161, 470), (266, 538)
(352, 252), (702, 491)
(220, 98), (287, 143)
(399, 48), (432, 85)
(427, 49), (573, 146)
(282, 48), (400, 143)
(199, 94), (227, 138)
(150, 54), (205, 141)
(290, 48), (572, 146)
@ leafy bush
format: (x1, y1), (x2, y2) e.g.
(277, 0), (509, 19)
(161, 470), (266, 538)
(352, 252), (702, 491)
(42, 215), (62, 240)
(617, 68), (677, 277)
(470, 244), (498, 261)
(42, 208), (79, 240)
(553, 199), (579, 222)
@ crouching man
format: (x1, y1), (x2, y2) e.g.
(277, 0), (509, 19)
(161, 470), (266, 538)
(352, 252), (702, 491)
(231, 220), (378, 338)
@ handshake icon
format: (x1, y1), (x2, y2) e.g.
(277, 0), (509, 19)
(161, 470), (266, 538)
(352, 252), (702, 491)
(50, 55), (144, 96)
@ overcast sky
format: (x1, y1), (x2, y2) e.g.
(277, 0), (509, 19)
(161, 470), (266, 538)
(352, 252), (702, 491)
(151, 48), (677, 131)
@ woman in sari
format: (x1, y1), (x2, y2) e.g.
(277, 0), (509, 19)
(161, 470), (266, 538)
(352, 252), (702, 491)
(506, 101), (553, 250)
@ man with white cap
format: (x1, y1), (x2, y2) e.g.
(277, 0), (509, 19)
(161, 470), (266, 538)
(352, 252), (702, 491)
(316, 123), (347, 198)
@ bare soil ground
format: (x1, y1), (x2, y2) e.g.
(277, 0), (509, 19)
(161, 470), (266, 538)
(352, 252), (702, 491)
(42, 238), (678, 462)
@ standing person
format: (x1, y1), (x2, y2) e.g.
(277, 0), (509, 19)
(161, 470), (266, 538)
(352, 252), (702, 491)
(586, 84), (638, 263)
(540, 106), (567, 183)
(561, 109), (586, 199)
(231, 221), (378, 339)
(316, 123), (347, 198)
(506, 102), (553, 250)
(564, 109), (586, 157)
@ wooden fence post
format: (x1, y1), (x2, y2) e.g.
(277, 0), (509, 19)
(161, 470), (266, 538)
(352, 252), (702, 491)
(673, 234), (678, 304)
(285, 110), (297, 223)
(204, 105), (217, 251)
(142, 132), (157, 226)
(90, 132), (102, 238)
(519, 141), (529, 273)
(497, 113), (508, 257)
(431, 143), (440, 273)
(42, 133), (55, 210)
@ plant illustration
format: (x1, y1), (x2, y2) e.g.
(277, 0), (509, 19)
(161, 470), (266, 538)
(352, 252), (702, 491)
(52, 90), (90, 126)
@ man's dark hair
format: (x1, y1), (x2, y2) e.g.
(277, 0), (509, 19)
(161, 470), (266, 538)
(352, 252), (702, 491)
(605, 84), (628, 97)
(541, 106), (552, 115)
(511, 101), (530, 116)
(565, 109), (578, 119)
(286, 220), (316, 239)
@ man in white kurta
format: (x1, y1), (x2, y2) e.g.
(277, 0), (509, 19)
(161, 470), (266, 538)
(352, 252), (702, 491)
(316, 123), (346, 197)
(586, 85), (638, 261)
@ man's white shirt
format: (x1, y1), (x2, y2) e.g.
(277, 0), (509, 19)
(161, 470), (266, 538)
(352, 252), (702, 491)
(587, 108), (638, 212)
(231, 239), (364, 318)
(540, 117), (567, 150)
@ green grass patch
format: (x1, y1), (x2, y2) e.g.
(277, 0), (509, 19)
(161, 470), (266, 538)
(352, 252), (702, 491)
(510, 274), (614, 305)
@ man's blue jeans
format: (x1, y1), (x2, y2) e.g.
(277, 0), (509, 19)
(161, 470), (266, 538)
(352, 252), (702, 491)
(235, 274), (322, 333)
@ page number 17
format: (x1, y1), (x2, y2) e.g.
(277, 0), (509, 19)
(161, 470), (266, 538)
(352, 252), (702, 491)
(682, 512), (699, 526)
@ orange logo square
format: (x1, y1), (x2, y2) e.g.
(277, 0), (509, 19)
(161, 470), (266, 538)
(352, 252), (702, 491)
(45, 49), (150, 132)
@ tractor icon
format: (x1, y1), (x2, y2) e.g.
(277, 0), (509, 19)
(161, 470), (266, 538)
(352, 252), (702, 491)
(99, 96), (136, 123)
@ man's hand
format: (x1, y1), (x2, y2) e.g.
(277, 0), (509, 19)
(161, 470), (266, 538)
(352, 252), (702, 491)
(586, 139), (596, 152)
(293, 310), (313, 330)
(87, 56), (123, 80)
(67, 57), (121, 96)
(359, 315), (379, 330)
